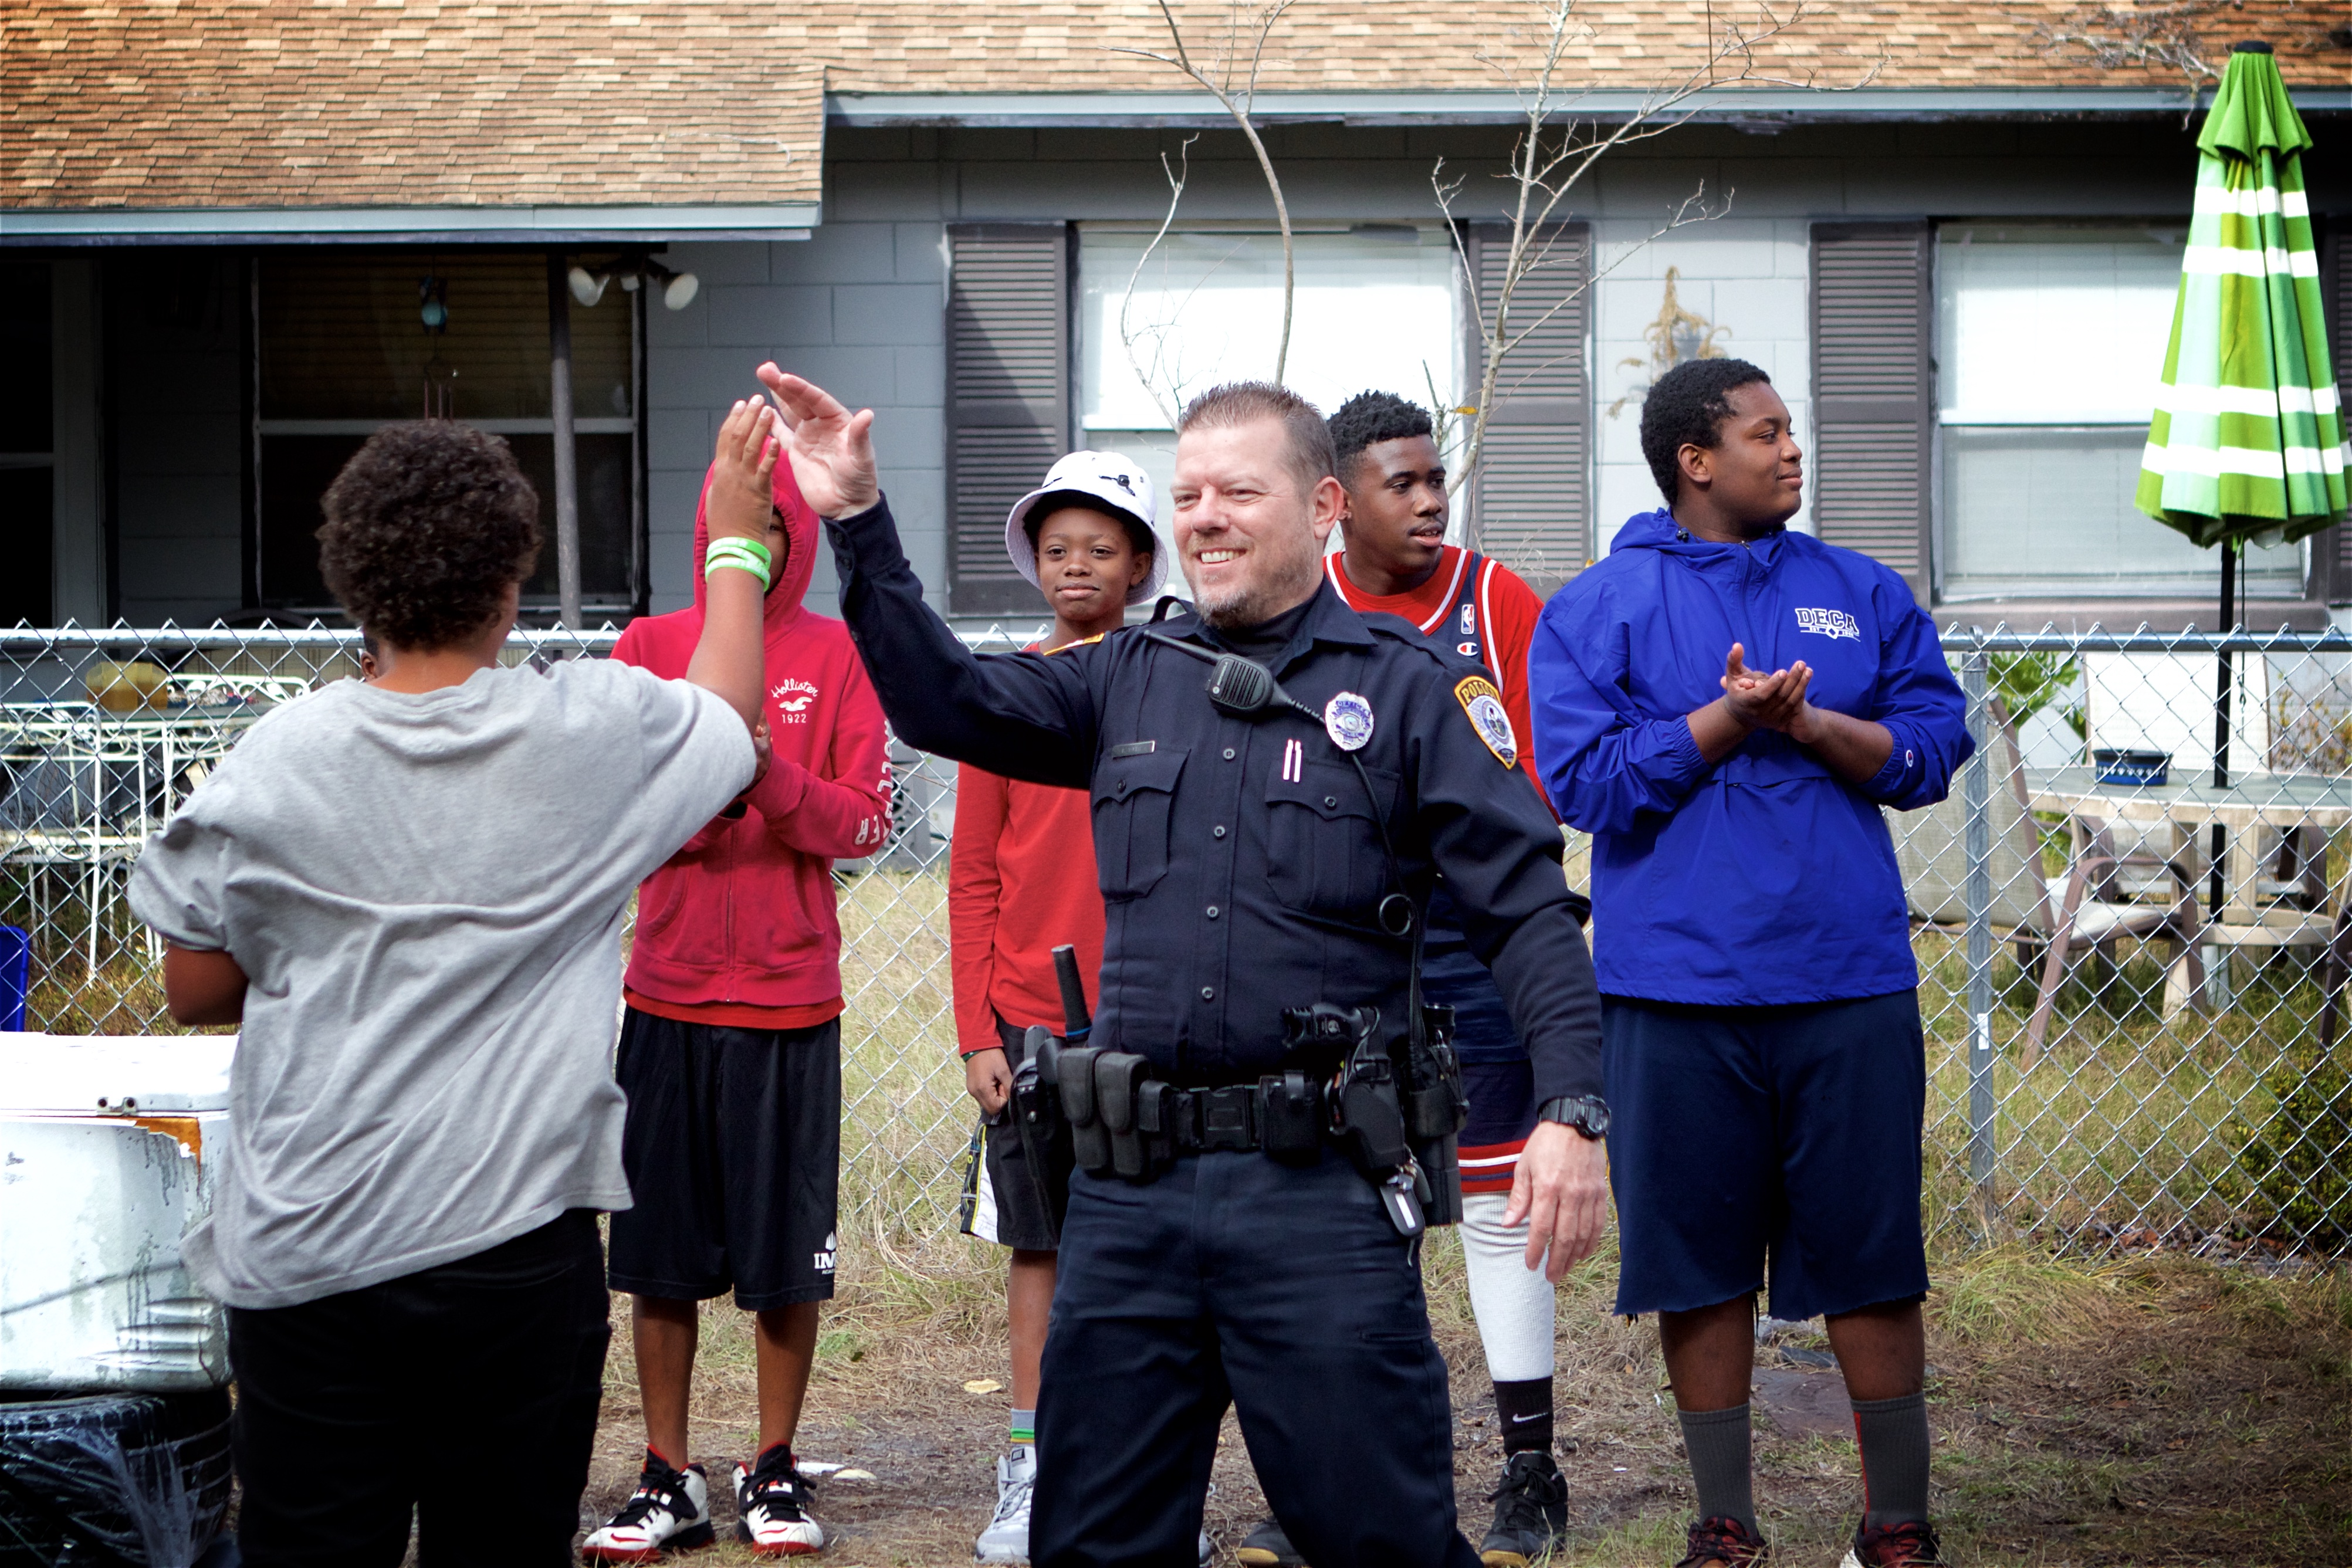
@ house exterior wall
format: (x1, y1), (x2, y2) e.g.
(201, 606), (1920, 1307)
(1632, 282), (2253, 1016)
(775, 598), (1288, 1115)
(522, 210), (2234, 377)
(31, 117), (2345, 627)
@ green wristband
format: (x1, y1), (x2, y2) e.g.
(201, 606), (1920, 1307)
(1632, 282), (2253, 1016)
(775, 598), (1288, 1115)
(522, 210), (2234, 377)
(703, 551), (771, 591)
(707, 534), (773, 572)
(704, 537), (773, 590)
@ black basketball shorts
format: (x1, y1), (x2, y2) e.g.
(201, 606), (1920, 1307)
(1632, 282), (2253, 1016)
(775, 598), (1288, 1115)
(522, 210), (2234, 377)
(607, 1008), (841, 1310)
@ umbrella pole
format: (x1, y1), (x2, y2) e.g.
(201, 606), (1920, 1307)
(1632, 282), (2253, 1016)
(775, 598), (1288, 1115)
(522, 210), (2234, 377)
(2209, 539), (2235, 916)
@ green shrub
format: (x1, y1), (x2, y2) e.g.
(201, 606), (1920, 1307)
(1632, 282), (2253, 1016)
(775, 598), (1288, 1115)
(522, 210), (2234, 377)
(2234, 1043), (2352, 1248)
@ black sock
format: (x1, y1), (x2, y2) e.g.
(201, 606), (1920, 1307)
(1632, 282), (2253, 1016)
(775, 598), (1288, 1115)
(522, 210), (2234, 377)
(1494, 1377), (1554, 1456)
(1676, 1404), (1755, 1534)
(1851, 1392), (1931, 1528)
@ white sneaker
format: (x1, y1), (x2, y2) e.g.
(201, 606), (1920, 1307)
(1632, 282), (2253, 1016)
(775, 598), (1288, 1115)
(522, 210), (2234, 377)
(974, 1445), (1037, 1563)
(582, 1450), (715, 1562)
(735, 1448), (825, 1557)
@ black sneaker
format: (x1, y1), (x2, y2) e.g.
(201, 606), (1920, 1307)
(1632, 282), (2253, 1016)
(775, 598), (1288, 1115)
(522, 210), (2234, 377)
(1676, 1515), (1768, 1568)
(1480, 1449), (1568, 1565)
(1235, 1516), (1305, 1566)
(1840, 1520), (1943, 1567)
(733, 1445), (824, 1557)
(581, 1448), (716, 1562)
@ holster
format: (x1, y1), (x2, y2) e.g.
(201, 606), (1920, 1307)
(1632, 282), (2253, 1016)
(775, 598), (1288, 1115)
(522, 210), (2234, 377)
(1009, 1025), (1070, 1240)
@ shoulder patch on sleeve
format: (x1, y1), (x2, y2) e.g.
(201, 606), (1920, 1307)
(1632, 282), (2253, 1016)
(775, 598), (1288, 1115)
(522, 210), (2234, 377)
(1453, 675), (1518, 768)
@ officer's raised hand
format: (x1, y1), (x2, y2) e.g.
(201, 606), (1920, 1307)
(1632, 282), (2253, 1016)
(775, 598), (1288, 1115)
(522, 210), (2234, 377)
(758, 363), (879, 520)
(1505, 1120), (1610, 1281)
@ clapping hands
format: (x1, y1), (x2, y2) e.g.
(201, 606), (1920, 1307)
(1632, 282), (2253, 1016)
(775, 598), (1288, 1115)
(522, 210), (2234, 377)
(1720, 642), (1815, 739)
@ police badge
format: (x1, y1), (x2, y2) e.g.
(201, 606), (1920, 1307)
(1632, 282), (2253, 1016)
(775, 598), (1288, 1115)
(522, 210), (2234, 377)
(1323, 691), (1375, 752)
(1453, 676), (1517, 767)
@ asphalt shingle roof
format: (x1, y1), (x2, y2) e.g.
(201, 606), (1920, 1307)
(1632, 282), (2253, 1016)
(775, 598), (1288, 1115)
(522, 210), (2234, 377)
(5, 1), (2343, 211)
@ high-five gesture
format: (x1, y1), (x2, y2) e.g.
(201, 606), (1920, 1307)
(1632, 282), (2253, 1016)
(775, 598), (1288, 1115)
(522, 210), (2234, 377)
(706, 395), (781, 544)
(757, 363), (879, 520)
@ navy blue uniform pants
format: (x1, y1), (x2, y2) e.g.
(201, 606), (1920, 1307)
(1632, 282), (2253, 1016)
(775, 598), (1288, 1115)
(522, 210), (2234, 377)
(1032, 1145), (1483, 1568)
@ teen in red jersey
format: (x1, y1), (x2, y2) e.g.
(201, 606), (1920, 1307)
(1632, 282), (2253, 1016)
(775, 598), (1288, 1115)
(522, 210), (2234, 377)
(1301, 390), (1576, 1568)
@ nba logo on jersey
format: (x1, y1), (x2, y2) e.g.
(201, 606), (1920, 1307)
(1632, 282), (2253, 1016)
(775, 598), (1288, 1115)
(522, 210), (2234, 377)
(1459, 605), (1476, 636)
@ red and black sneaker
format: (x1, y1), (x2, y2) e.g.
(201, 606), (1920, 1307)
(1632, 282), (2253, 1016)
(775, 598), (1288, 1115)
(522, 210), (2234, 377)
(1841, 1519), (1945, 1567)
(1676, 1515), (1769, 1568)
(733, 1444), (824, 1557)
(581, 1449), (715, 1562)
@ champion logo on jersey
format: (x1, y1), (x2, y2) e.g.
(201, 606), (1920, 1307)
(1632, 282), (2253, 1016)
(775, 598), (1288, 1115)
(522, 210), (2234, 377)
(1457, 641), (1480, 658)
(773, 677), (820, 721)
(1794, 607), (1860, 641)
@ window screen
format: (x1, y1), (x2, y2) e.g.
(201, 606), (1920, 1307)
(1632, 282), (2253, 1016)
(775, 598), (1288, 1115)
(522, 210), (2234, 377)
(1936, 224), (2299, 599)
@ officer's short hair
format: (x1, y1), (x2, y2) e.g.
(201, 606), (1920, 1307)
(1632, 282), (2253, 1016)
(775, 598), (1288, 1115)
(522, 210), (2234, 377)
(1639, 358), (1772, 503)
(1179, 382), (1337, 500)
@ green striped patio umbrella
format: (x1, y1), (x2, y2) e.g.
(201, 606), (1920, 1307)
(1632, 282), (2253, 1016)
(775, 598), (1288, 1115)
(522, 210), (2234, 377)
(2137, 42), (2347, 559)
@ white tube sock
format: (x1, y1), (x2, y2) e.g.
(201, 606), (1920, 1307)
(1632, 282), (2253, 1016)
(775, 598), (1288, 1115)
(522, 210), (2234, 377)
(1458, 1191), (1556, 1383)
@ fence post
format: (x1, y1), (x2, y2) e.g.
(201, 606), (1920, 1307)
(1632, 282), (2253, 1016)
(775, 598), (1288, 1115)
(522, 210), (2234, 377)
(1961, 636), (1998, 1238)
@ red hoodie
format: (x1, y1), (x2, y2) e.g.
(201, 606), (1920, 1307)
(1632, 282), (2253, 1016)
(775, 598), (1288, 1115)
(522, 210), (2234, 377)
(615, 453), (894, 1025)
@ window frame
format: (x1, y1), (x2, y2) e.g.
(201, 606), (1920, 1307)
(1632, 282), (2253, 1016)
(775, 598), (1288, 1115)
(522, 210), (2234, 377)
(246, 248), (648, 620)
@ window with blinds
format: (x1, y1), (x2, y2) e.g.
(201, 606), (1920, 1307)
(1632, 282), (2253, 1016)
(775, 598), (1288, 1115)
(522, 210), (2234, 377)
(948, 225), (1072, 617)
(255, 252), (639, 612)
(1467, 223), (1590, 599)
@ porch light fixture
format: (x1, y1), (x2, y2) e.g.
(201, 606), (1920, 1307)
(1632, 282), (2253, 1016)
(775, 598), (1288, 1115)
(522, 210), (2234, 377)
(568, 265), (610, 307)
(563, 259), (699, 311)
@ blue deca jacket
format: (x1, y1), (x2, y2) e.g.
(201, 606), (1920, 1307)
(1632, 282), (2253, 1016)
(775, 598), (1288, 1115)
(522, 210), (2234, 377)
(1529, 509), (1973, 1006)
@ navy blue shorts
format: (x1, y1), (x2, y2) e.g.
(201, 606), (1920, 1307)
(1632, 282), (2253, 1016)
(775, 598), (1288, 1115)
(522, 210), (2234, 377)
(1603, 989), (1929, 1322)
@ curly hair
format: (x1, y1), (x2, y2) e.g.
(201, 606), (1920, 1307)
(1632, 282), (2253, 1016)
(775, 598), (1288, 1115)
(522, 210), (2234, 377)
(1638, 357), (1772, 503)
(1179, 381), (1336, 498)
(1327, 390), (1434, 476)
(318, 422), (543, 649)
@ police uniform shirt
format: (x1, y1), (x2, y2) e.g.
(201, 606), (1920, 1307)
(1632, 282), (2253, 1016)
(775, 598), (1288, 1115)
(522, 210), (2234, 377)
(826, 497), (1602, 1103)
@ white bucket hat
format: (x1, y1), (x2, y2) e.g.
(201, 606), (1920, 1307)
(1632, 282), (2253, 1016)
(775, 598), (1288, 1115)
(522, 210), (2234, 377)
(1004, 451), (1167, 607)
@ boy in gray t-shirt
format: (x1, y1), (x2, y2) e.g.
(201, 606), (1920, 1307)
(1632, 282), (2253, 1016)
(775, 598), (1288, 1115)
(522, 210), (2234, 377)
(130, 401), (783, 1566)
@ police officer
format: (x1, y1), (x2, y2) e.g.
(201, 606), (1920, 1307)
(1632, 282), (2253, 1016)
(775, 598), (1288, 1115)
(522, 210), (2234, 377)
(758, 365), (1608, 1568)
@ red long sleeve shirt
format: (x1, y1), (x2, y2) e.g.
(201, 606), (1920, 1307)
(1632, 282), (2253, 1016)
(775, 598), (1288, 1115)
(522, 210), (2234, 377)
(947, 645), (1104, 1059)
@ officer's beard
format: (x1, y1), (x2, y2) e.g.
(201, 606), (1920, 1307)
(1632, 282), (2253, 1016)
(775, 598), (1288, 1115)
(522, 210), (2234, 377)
(1185, 519), (1324, 629)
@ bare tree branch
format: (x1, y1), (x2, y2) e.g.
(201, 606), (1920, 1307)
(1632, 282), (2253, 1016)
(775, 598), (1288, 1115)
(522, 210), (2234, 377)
(1114, 2), (1299, 380)
(1443, 0), (1877, 543)
(1119, 134), (1203, 430)
(2035, 1), (2226, 123)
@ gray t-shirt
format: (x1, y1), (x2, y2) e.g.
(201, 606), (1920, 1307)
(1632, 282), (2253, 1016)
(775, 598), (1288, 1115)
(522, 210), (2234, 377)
(130, 659), (753, 1308)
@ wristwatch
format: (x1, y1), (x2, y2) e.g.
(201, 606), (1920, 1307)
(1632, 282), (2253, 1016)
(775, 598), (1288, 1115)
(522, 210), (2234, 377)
(1536, 1094), (1610, 1140)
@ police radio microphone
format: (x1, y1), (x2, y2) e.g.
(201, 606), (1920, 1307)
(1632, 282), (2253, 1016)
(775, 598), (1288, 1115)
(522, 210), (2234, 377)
(1140, 630), (1318, 723)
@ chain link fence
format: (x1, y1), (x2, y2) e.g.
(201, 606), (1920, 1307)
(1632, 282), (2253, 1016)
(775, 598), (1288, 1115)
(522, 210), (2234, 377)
(5, 623), (2348, 1265)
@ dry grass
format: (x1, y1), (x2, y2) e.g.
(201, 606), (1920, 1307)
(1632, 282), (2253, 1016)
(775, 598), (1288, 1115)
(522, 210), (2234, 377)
(577, 1240), (2351, 1567)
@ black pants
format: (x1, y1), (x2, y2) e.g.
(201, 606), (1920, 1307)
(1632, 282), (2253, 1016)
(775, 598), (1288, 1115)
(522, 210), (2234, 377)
(1033, 1146), (1483, 1568)
(227, 1210), (610, 1567)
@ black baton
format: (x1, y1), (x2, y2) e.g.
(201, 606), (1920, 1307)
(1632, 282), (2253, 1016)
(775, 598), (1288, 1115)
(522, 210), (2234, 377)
(1052, 943), (1092, 1042)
